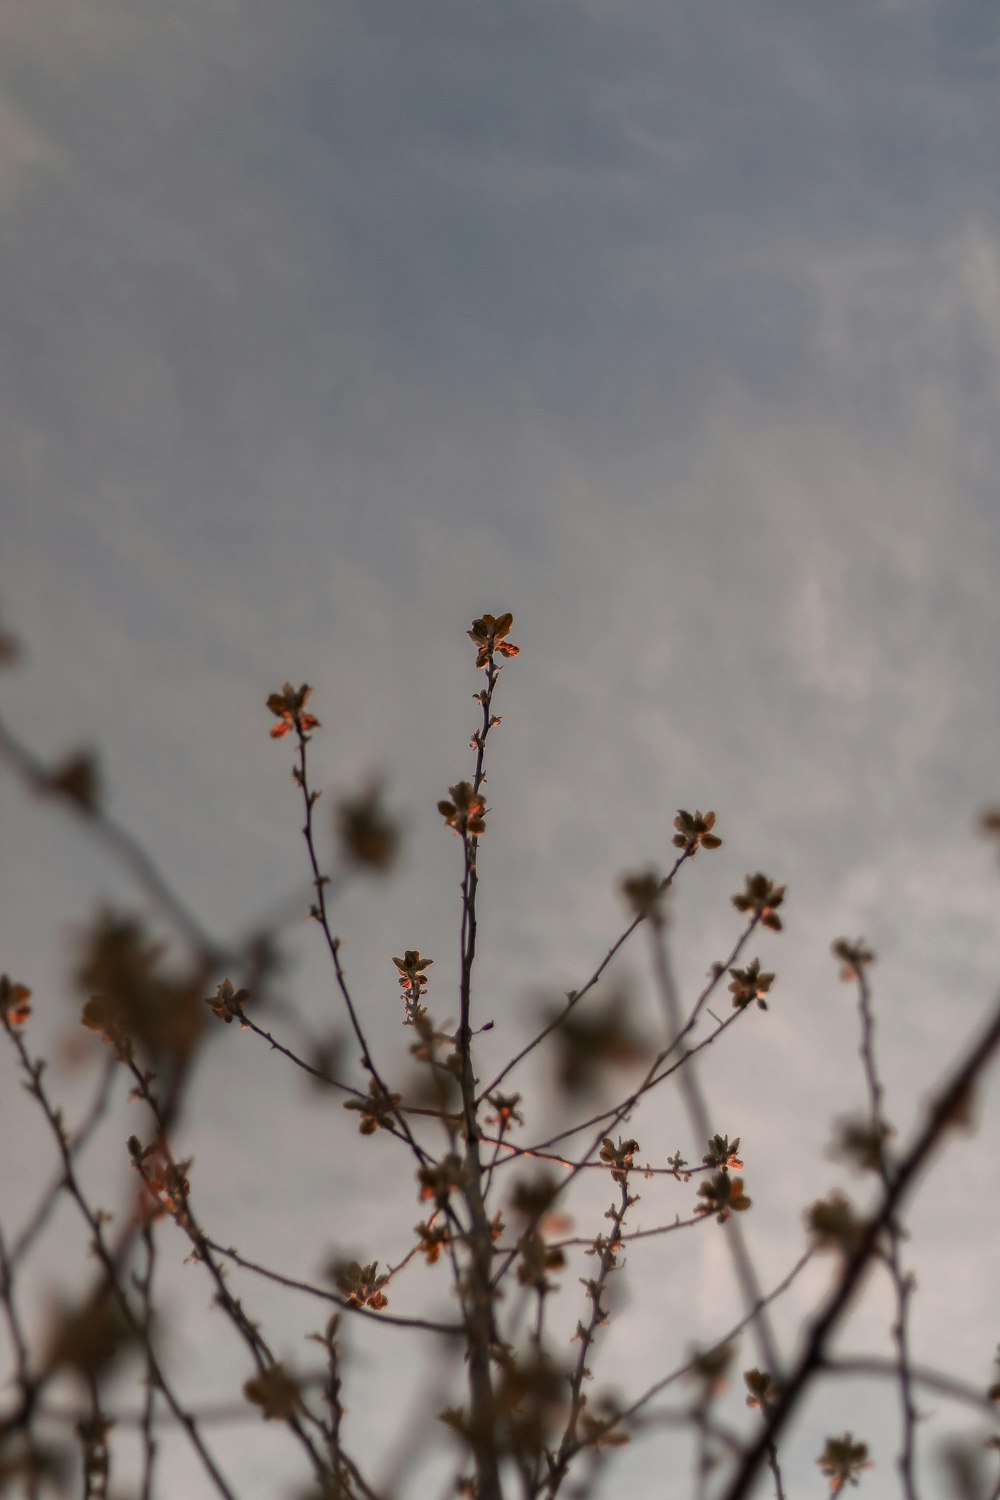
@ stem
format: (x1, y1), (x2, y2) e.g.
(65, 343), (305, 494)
(649, 922), (780, 1380)
(2, 1019), (239, 1500)
(854, 965), (919, 1500)
(456, 652), (503, 1500)
(546, 1176), (631, 1496)
(290, 720), (434, 1172)
(720, 988), (1000, 1500)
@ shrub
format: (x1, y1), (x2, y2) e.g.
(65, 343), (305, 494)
(1, 610), (999, 1499)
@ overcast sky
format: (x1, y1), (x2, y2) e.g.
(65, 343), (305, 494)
(3, 3), (1000, 1497)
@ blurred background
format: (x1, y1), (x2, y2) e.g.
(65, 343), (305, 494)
(2, 2), (1000, 1495)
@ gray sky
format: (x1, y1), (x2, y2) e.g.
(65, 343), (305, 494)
(2, 3), (1000, 1497)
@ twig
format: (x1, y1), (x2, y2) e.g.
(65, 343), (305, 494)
(9, 1053), (117, 1270)
(852, 960), (919, 1500)
(476, 848), (692, 1106)
(619, 1248), (814, 1429)
(287, 716), (434, 1176)
(452, 636), (508, 1500)
(648, 921), (780, 1383)
(200, 1236), (463, 1336)
(527, 916), (759, 1155)
(719, 989), (1000, 1500)
(2, 1017), (239, 1500)
(0, 1220), (44, 1494)
(823, 1355), (1000, 1423)
(0, 717), (223, 961)
(546, 1175), (633, 1496)
(135, 1220), (159, 1500)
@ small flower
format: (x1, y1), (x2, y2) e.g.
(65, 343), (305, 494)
(702, 1134), (743, 1172)
(266, 683), (320, 740)
(981, 808), (1000, 842)
(418, 1155), (469, 1207)
(394, 951), (435, 1032)
(467, 612), (519, 669)
(486, 1092), (524, 1132)
(510, 1171), (560, 1223)
(47, 1294), (134, 1380)
(336, 781), (399, 871)
(621, 868), (667, 924)
(599, 1135), (640, 1184)
(728, 958), (775, 1011)
(686, 1342), (734, 1398)
(516, 1231), (566, 1292)
(695, 1172), (751, 1223)
(732, 873), (786, 931)
(672, 809), (722, 855)
(43, 751), (100, 812)
(204, 978), (249, 1026)
(329, 1259), (389, 1311)
(830, 1115), (893, 1173)
(244, 1364), (305, 1420)
(80, 992), (133, 1060)
(831, 938), (875, 982)
(131, 1139), (192, 1223)
(806, 1192), (866, 1254)
(817, 1432), (873, 1492)
(0, 975), (31, 1027)
(415, 1220), (452, 1265)
(437, 781), (487, 838)
(344, 1078), (401, 1135)
(744, 1367), (774, 1410)
(393, 951), (433, 992)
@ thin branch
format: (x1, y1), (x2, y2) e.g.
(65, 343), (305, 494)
(853, 959), (919, 1500)
(526, 916), (759, 1155)
(286, 716), (434, 1175)
(546, 1175), (633, 1496)
(545, 1211), (707, 1250)
(719, 988), (1000, 1500)
(135, 1220), (159, 1500)
(487, 948), (758, 1299)
(200, 1236), (463, 1336)
(647, 920), (780, 1382)
(0, 1220), (43, 1492)
(235, 1011), (364, 1097)
(1, 1017), (239, 1500)
(481, 1136), (721, 1177)
(452, 638), (507, 1500)
(620, 1248), (814, 1428)
(125, 1060), (337, 1488)
(10, 1053), (117, 1270)
(824, 1356), (1000, 1424)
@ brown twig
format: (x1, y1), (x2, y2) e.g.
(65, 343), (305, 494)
(526, 915), (760, 1155)
(647, 920), (780, 1383)
(200, 1235), (463, 1336)
(852, 959), (920, 1500)
(476, 847), (692, 1107)
(2, 1016), (239, 1500)
(719, 988), (1000, 1500)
